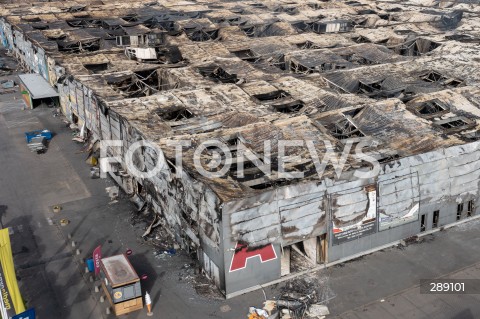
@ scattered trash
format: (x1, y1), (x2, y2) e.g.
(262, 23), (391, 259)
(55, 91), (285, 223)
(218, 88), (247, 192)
(72, 137), (85, 143)
(154, 248), (176, 256)
(248, 307), (269, 319)
(142, 214), (161, 238)
(27, 136), (47, 153)
(85, 156), (98, 166)
(130, 194), (146, 212)
(263, 300), (276, 315)
(90, 167), (100, 179)
(1, 79), (14, 89)
(259, 274), (336, 319)
(307, 304), (330, 317)
(25, 129), (53, 153)
(105, 186), (119, 200)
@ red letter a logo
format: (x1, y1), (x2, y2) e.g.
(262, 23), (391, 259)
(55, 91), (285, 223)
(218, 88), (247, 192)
(229, 242), (277, 272)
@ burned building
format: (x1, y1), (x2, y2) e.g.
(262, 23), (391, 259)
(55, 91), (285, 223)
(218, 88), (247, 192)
(2, 0), (480, 297)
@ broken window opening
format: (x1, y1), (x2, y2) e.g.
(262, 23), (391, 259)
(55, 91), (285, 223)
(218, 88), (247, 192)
(282, 238), (324, 276)
(420, 214), (426, 232)
(83, 63), (109, 74)
(457, 203), (463, 220)
(157, 107), (194, 122)
(272, 100), (304, 113)
(432, 210), (439, 228)
(327, 118), (365, 140)
(467, 200), (474, 217)
(197, 65), (238, 84)
(185, 29), (219, 42)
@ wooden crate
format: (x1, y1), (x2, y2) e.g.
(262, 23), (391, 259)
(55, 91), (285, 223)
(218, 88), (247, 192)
(102, 282), (143, 316)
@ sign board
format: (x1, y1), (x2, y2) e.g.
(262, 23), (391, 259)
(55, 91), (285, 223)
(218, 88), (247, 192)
(12, 308), (35, 319)
(229, 243), (277, 272)
(332, 186), (377, 245)
(0, 228), (26, 317)
(93, 245), (102, 276)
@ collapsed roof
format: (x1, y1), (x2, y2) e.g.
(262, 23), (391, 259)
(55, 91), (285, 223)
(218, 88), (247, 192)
(2, 0), (480, 201)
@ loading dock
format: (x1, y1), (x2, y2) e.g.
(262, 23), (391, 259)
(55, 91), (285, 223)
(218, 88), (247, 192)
(18, 73), (59, 109)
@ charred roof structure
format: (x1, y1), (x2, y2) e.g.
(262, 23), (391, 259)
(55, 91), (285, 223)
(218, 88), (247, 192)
(2, 0), (480, 297)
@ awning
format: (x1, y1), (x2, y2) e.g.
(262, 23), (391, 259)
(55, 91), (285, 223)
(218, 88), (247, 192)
(18, 73), (59, 99)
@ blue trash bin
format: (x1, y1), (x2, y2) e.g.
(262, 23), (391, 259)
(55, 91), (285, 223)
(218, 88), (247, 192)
(86, 258), (94, 272)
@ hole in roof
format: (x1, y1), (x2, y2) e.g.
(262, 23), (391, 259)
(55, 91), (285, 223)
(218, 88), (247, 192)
(343, 107), (364, 117)
(394, 39), (440, 56)
(122, 15), (138, 22)
(109, 69), (181, 98)
(253, 90), (290, 102)
(197, 65), (238, 84)
(440, 119), (468, 129)
(272, 100), (304, 113)
(84, 63), (109, 74)
(296, 41), (321, 50)
(157, 107), (194, 121)
(32, 23), (49, 30)
(327, 118), (364, 140)
(417, 100), (449, 117)
(57, 39), (101, 53)
(185, 29), (219, 41)
(231, 49), (260, 62)
(22, 17), (41, 22)
(66, 19), (102, 28)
